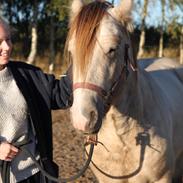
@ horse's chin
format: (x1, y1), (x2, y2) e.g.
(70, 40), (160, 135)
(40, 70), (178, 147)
(83, 125), (100, 141)
(85, 133), (98, 146)
(85, 125), (101, 135)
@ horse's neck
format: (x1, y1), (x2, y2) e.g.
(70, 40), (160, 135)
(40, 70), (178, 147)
(102, 70), (143, 146)
(111, 71), (140, 113)
(109, 69), (155, 129)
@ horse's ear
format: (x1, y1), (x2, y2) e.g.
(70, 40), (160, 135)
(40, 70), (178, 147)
(111, 0), (133, 21)
(70, 0), (84, 22)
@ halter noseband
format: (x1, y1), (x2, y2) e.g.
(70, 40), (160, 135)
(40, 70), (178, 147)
(73, 82), (107, 98)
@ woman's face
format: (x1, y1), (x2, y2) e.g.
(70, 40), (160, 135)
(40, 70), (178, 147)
(0, 23), (12, 70)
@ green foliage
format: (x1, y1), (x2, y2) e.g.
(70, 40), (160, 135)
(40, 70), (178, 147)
(0, 0), (182, 60)
(46, 0), (70, 21)
(0, 0), (71, 58)
(167, 18), (182, 40)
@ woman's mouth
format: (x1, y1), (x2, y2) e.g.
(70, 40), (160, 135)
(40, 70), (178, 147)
(0, 53), (9, 58)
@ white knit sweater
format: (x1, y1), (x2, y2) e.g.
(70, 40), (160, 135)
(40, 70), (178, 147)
(0, 67), (39, 182)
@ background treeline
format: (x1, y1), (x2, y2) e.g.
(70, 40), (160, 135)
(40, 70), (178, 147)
(0, 0), (182, 73)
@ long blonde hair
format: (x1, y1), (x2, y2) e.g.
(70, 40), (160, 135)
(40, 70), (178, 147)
(65, 1), (111, 77)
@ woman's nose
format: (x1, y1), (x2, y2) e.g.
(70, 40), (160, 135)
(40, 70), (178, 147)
(1, 40), (11, 50)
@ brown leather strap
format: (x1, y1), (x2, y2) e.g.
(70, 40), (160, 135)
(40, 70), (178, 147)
(73, 82), (107, 98)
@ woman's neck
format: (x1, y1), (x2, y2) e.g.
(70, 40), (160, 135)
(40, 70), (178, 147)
(0, 64), (6, 71)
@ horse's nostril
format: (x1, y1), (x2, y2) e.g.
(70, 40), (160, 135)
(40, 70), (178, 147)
(90, 111), (97, 123)
(88, 111), (98, 130)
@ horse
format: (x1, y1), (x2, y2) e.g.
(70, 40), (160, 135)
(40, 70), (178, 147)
(65, 0), (183, 182)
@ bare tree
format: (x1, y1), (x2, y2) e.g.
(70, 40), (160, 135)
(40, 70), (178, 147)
(180, 25), (183, 64)
(175, 0), (183, 64)
(158, 0), (165, 57)
(27, 0), (38, 64)
(169, 0), (183, 63)
(48, 16), (55, 73)
(137, 0), (148, 58)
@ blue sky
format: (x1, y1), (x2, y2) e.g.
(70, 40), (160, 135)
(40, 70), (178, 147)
(108, 0), (183, 27)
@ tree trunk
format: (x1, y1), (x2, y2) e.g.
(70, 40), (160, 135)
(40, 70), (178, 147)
(137, 0), (148, 58)
(158, 0), (165, 57)
(159, 32), (163, 57)
(7, 1), (13, 24)
(138, 30), (146, 58)
(27, 0), (38, 64)
(180, 26), (183, 64)
(48, 16), (55, 74)
(27, 26), (37, 64)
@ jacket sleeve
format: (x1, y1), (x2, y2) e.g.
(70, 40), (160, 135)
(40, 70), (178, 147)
(35, 68), (73, 110)
(9, 60), (73, 109)
(50, 74), (73, 109)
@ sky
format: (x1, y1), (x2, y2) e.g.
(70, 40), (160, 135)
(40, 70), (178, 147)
(0, 0), (182, 27)
(108, 0), (183, 27)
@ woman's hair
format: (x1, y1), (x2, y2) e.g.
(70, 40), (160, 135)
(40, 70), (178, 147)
(0, 17), (11, 33)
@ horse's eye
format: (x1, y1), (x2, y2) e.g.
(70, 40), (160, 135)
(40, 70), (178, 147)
(108, 48), (116, 56)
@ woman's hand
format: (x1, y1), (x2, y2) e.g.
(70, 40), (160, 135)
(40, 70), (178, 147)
(0, 142), (19, 161)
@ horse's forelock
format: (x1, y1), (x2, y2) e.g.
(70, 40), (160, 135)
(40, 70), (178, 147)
(66, 1), (111, 77)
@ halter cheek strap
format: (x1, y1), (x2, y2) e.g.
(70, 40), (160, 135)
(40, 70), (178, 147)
(72, 64), (127, 105)
(72, 44), (137, 104)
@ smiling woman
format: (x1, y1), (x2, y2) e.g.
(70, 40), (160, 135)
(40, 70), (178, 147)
(0, 19), (12, 70)
(0, 17), (73, 183)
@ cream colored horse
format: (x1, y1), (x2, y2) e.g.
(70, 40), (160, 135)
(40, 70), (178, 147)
(66, 0), (183, 182)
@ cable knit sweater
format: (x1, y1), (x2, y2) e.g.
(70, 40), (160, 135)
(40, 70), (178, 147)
(0, 67), (39, 182)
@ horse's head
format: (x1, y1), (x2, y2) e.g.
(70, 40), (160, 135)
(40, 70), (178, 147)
(67, 0), (136, 134)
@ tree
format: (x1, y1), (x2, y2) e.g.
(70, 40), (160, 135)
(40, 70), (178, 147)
(48, 16), (56, 73)
(46, 0), (70, 73)
(27, 0), (38, 64)
(137, 0), (149, 58)
(180, 25), (183, 64)
(168, 0), (183, 63)
(0, 0), (45, 59)
(173, 0), (183, 63)
(158, 0), (165, 57)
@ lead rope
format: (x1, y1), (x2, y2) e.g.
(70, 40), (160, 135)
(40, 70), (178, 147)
(0, 139), (94, 183)
(20, 143), (94, 183)
(0, 137), (32, 183)
(85, 132), (150, 179)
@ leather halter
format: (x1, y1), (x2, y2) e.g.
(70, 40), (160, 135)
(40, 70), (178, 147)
(73, 44), (136, 106)
(73, 82), (107, 98)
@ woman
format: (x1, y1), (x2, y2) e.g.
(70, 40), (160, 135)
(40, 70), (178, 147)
(0, 17), (72, 183)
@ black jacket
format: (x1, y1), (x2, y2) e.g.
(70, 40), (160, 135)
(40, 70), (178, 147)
(7, 61), (72, 177)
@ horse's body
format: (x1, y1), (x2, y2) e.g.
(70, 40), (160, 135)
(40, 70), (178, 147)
(89, 58), (183, 183)
(67, 1), (183, 182)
